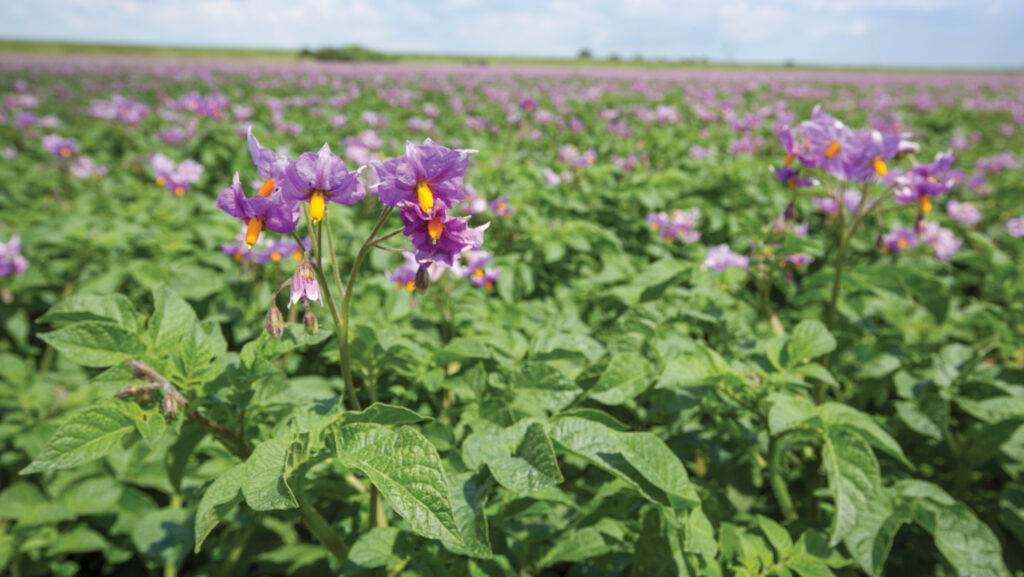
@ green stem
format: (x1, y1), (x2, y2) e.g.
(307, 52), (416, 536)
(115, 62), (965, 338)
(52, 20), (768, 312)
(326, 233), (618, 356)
(294, 478), (351, 568)
(369, 484), (388, 529)
(217, 521), (256, 577)
(819, 208), (850, 405)
(323, 211), (347, 302)
(769, 435), (798, 521)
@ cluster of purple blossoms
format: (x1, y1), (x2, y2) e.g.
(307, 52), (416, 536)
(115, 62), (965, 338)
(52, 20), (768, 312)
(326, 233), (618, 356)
(0, 237), (28, 277)
(917, 221), (963, 261)
(387, 249), (500, 293)
(646, 209), (701, 243)
(889, 152), (957, 214)
(373, 139), (488, 266)
(704, 244), (749, 272)
(256, 238), (307, 265)
(946, 200), (981, 225)
(175, 92), (229, 119)
(150, 153), (204, 196)
(42, 134), (77, 159)
(812, 189), (863, 217)
(463, 251), (500, 289)
(89, 94), (149, 124)
(1007, 217), (1024, 238)
(880, 227), (919, 253)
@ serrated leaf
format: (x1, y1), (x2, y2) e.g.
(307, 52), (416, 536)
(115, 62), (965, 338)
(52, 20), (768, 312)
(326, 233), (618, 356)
(589, 352), (654, 405)
(785, 321), (836, 367)
(548, 416), (696, 510)
(38, 323), (146, 368)
(21, 403), (138, 474)
(334, 423), (463, 547)
(243, 436), (298, 511)
(195, 463), (246, 552)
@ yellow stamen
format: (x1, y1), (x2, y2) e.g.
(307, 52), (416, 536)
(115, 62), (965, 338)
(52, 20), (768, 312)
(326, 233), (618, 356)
(310, 194), (326, 222)
(474, 269), (484, 279)
(258, 178), (275, 197)
(271, 251), (281, 263)
(825, 141), (840, 159)
(233, 252), (243, 261)
(59, 147), (71, 158)
(245, 218), (263, 247)
(396, 282), (404, 291)
(897, 238), (908, 248)
(406, 281), (416, 292)
(919, 196), (932, 214)
(788, 178), (796, 191)
(427, 217), (444, 243)
(497, 202), (507, 212)
(156, 176), (167, 186)
(174, 186), (185, 197)
(873, 156), (887, 176)
(293, 251), (302, 261)
(783, 153), (795, 167)
(650, 222), (659, 231)
(416, 180), (434, 213)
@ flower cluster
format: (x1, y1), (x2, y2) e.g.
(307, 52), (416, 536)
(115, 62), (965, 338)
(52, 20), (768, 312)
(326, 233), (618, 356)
(646, 209), (701, 242)
(150, 153), (204, 196)
(0, 236), (28, 277)
(704, 244), (749, 272)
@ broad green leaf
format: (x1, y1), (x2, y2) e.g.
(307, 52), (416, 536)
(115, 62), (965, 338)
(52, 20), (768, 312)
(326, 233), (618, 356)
(821, 427), (884, 547)
(788, 553), (836, 577)
(131, 508), (194, 569)
(548, 416), (696, 510)
(589, 352), (654, 405)
(819, 403), (910, 467)
(768, 394), (816, 435)
(195, 463), (246, 552)
(998, 482), (1024, 546)
(0, 483), (73, 525)
(842, 492), (906, 576)
(148, 284), (196, 353)
(48, 524), (109, 556)
(895, 400), (944, 441)
(684, 505), (719, 557)
(785, 321), (836, 367)
(930, 503), (1011, 577)
(657, 343), (732, 389)
(334, 423), (463, 547)
(337, 403), (428, 427)
(38, 293), (142, 331)
(758, 515), (794, 559)
(38, 322), (146, 368)
(507, 363), (580, 414)
(539, 526), (612, 567)
(343, 527), (413, 572)
(632, 508), (683, 577)
(243, 436), (298, 511)
(442, 469), (493, 559)
(464, 421), (563, 493)
(21, 403), (138, 474)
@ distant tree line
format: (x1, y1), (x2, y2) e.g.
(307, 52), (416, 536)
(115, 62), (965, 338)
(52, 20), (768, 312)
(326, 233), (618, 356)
(299, 46), (395, 62)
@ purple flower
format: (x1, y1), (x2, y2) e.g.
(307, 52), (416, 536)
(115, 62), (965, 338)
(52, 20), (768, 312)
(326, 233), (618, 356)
(773, 166), (815, 190)
(256, 238), (306, 264)
(247, 127), (291, 194)
(150, 153), (203, 196)
(41, 134), (76, 159)
(399, 204), (488, 266)
(216, 173), (299, 246)
(520, 98), (537, 112)
(918, 221), (962, 261)
(284, 143), (362, 222)
(490, 195), (515, 218)
(881, 228), (918, 253)
(704, 244), (749, 272)
(0, 236), (29, 277)
(946, 200), (980, 225)
(387, 252), (420, 292)
(290, 256), (321, 307)
(891, 152), (957, 213)
(688, 145), (708, 159)
(798, 106), (853, 177)
(373, 139), (474, 211)
(647, 212), (669, 232)
(782, 254), (813, 267)
(70, 157), (108, 179)
(222, 243), (252, 263)
(1006, 217), (1024, 238)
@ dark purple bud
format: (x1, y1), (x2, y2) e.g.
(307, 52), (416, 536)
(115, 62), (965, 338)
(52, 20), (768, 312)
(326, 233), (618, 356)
(783, 201), (796, 222)
(415, 265), (430, 292)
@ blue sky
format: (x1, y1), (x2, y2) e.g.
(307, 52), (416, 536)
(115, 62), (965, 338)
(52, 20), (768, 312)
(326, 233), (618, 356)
(2, 0), (1022, 68)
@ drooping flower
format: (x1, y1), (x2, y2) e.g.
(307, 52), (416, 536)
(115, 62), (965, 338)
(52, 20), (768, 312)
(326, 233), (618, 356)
(284, 143), (362, 222)
(704, 244), (749, 272)
(290, 255), (321, 307)
(372, 139), (474, 211)
(216, 173), (299, 246)
(881, 228), (918, 253)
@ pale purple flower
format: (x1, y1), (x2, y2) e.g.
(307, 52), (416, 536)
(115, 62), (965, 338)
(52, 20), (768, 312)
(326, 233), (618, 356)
(946, 200), (980, 225)
(704, 244), (749, 272)
(1006, 217), (1024, 238)
(290, 256), (321, 307)
(0, 236), (29, 277)
(881, 228), (918, 253)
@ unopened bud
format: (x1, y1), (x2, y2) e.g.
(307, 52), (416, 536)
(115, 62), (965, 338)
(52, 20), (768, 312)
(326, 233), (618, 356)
(415, 266), (430, 292)
(303, 306), (318, 336)
(783, 201), (796, 222)
(162, 395), (179, 418)
(266, 304), (284, 339)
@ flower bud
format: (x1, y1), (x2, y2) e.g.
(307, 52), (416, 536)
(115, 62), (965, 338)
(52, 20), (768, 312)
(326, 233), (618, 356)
(415, 265), (430, 292)
(783, 201), (796, 222)
(303, 307), (319, 336)
(266, 304), (284, 339)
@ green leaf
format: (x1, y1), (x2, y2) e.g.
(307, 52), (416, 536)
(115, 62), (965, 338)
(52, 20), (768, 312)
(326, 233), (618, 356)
(819, 403), (910, 467)
(0, 483), (73, 525)
(464, 421), (563, 493)
(998, 482), (1024, 546)
(343, 527), (413, 571)
(931, 503), (1011, 577)
(38, 322), (146, 368)
(589, 352), (654, 405)
(895, 400), (944, 441)
(788, 553), (836, 577)
(785, 321), (837, 367)
(548, 416), (696, 510)
(337, 403), (428, 427)
(842, 492), (906, 576)
(768, 394), (816, 435)
(38, 293), (143, 331)
(21, 403), (138, 474)
(507, 363), (580, 414)
(243, 436), (298, 511)
(148, 284), (196, 353)
(48, 524), (110, 556)
(821, 427), (884, 547)
(758, 515), (794, 559)
(539, 526), (612, 567)
(131, 508), (194, 569)
(334, 423), (463, 547)
(195, 463), (246, 552)
(684, 506), (719, 557)
(442, 469), (493, 559)
(632, 508), (684, 577)
(657, 343), (732, 389)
